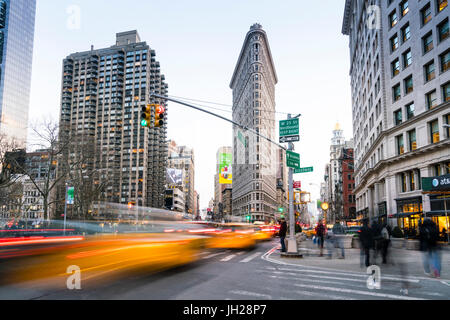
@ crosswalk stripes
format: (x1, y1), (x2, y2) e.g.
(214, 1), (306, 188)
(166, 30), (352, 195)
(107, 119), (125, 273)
(254, 266), (430, 300)
(199, 250), (263, 263)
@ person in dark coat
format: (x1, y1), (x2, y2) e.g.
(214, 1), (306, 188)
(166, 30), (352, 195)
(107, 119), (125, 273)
(359, 220), (373, 267)
(419, 218), (441, 277)
(315, 220), (326, 257)
(279, 218), (287, 253)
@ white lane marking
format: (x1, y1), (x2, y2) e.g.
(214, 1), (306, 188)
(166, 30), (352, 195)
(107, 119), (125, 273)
(421, 292), (444, 297)
(265, 273), (362, 288)
(236, 251), (246, 255)
(229, 290), (272, 299)
(202, 251), (228, 260)
(273, 267), (420, 283)
(240, 252), (261, 263)
(293, 290), (356, 300)
(220, 254), (237, 262)
(292, 283), (426, 300)
(262, 245), (423, 283)
(440, 280), (450, 287)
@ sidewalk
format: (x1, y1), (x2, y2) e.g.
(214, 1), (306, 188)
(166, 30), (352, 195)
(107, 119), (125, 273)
(270, 239), (450, 281)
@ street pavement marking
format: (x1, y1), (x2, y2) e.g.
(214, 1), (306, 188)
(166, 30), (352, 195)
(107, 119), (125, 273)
(265, 273), (363, 288)
(274, 266), (420, 283)
(292, 289), (356, 300)
(240, 252), (261, 263)
(202, 251), (228, 260)
(292, 283), (426, 300)
(229, 290), (272, 299)
(220, 254), (237, 262)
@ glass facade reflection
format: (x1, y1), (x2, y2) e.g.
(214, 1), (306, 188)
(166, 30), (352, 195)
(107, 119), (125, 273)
(0, 0), (36, 146)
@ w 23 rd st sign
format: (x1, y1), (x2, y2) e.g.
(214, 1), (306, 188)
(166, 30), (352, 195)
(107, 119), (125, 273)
(294, 167), (314, 174)
(279, 119), (299, 143)
(286, 150), (300, 169)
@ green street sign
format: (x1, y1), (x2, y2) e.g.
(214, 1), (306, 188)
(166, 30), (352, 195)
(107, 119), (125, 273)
(294, 167), (314, 174)
(286, 150), (300, 169)
(280, 119), (299, 137)
(67, 186), (74, 204)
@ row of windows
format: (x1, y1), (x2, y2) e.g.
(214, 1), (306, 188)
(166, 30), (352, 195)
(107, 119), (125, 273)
(395, 114), (450, 155)
(388, 0), (447, 28)
(392, 79), (449, 107)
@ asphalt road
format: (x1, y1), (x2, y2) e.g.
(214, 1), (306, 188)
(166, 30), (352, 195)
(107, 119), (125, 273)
(1, 238), (449, 300)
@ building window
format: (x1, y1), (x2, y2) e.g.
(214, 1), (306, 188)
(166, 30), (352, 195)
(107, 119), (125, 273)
(438, 19), (449, 42)
(423, 32), (434, 53)
(397, 134), (405, 154)
(437, 0), (448, 12)
(393, 84), (401, 102)
(434, 164), (442, 176)
(401, 23), (410, 42)
(400, 0), (409, 16)
(410, 171), (416, 190)
(445, 114), (450, 138)
(394, 109), (403, 125)
(390, 34), (399, 52)
(405, 102), (415, 119)
(389, 10), (398, 28)
(401, 173), (407, 192)
(402, 49), (412, 68)
(430, 119), (440, 143)
(440, 50), (450, 72)
(424, 60), (436, 81)
(443, 82), (450, 101)
(408, 129), (417, 151)
(421, 3), (432, 26)
(392, 58), (400, 76)
(404, 75), (413, 94)
(426, 90), (438, 109)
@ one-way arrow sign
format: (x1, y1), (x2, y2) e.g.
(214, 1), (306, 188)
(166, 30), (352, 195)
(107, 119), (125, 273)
(279, 135), (299, 143)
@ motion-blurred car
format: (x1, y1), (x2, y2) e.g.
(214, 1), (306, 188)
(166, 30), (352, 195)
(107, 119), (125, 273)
(206, 223), (256, 250)
(253, 225), (277, 242)
(302, 228), (316, 238)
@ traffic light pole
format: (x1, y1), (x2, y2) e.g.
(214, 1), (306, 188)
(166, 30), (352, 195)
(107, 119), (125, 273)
(287, 114), (297, 254)
(149, 93), (287, 151)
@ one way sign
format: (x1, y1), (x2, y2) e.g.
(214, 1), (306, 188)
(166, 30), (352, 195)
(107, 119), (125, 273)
(279, 135), (299, 143)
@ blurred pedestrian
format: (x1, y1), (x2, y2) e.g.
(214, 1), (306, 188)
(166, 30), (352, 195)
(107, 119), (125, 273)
(359, 220), (373, 267)
(380, 223), (391, 264)
(371, 221), (382, 263)
(332, 222), (346, 259)
(279, 217), (287, 253)
(419, 218), (441, 278)
(315, 220), (326, 257)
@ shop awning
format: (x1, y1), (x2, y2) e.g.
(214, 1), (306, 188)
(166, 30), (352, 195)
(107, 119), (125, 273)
(390, 212), (422, 218)
(424, 210), (450, 217)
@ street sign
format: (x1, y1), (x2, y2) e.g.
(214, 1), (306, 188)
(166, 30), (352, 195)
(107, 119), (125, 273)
(279, 135), (299, 143)
(66, 187), (74, 204)
(294, 167), (314, 174)
(293, 181), (301, 189)
(280, 119), (299, 136)
(279, 119), (299, 144)
(286, 150), (300, 169)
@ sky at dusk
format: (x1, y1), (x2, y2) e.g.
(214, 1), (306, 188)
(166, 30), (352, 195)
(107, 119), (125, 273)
(28, 0), (352, 209)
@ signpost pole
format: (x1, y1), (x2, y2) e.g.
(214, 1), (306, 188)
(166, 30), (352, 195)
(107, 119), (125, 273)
(64, 183), (68, 235)
(287, 114), (297, 254)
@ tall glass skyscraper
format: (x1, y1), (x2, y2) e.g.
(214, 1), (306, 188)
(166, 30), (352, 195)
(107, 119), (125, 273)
(0, 0), (36, 146)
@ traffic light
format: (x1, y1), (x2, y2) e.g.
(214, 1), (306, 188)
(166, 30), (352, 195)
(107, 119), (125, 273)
(154, 105), (165, 127)
(246, 215), (251, 222)
(141, 105), (151, 127)
(278, 207), (284, 213)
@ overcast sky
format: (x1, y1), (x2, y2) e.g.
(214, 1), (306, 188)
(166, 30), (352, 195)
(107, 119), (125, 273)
(28, 0), (353, 209)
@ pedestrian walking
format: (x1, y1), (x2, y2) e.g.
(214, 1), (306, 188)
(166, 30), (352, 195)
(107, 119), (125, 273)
(279, 217), (287, 253)
(419, 218), (441, 278)
(380, 223), (391, 264)
(359, 220), (373, 267)
(332, 221), (346, 259)
(371, 221), (383, 263)
(315, 220), (326, 257)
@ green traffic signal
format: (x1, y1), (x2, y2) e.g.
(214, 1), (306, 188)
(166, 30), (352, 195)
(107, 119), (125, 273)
(141, 119), (148, 127)
(278, 207), (284, 213)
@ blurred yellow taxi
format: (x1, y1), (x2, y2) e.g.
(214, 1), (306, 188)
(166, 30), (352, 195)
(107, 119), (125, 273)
(303, 228), (316, 238)
(253, 225), (277, 242)
(205, 223), (256, 250)
(2, 232), (208, 286)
